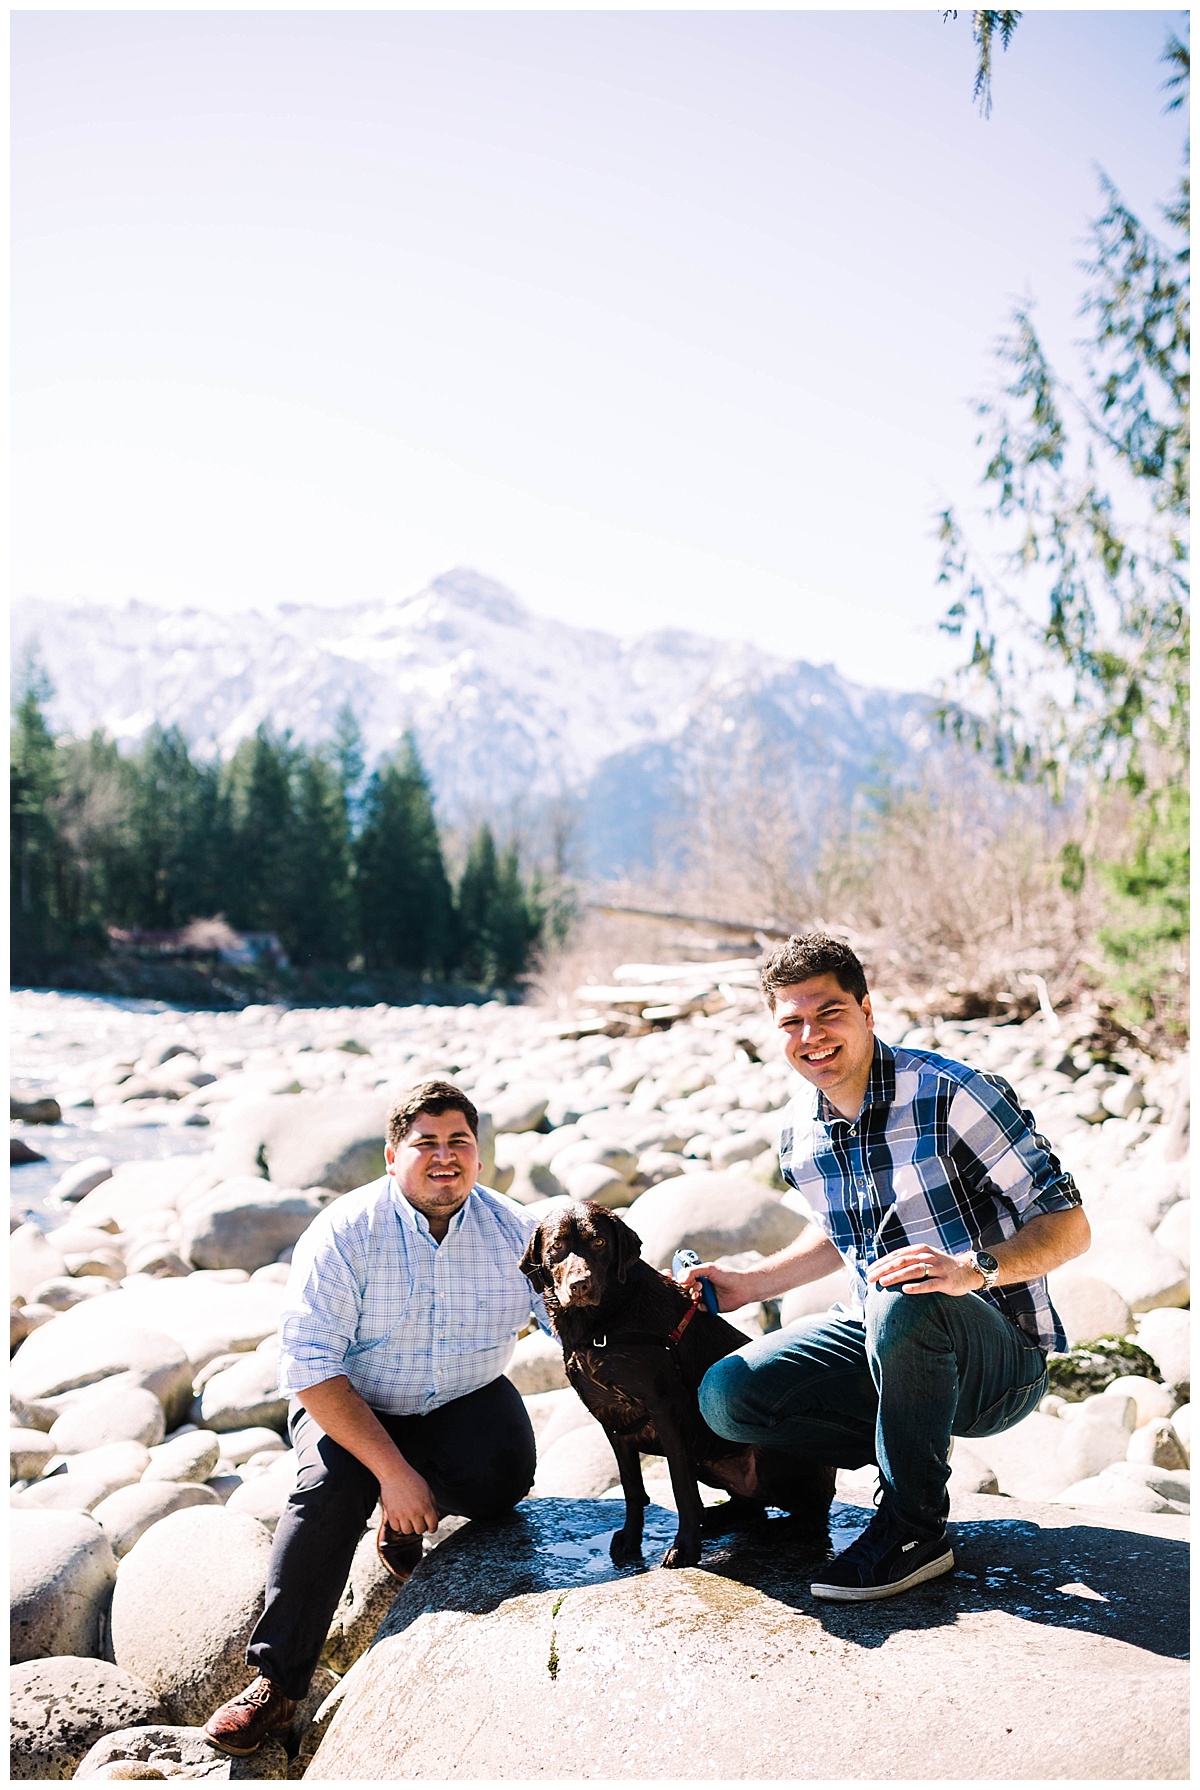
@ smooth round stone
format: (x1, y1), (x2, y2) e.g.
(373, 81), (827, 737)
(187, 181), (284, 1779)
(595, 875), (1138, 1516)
(506, 1328), (569, 1396)
(1135, 1308), (1191, 1392)
(225, 1470), (293, 1531)
(48, 1157), (116, 1204)
(1126, 1418), (1189, 1471)
(74, 1725), (287, 1780)
(1101, 1375), (1178, 1428)
(49, 1386), (166, 1455)
(11, 1428), (56, 1485)
(109, 1505), (274, 1724)
(11, 1509), (117, 1661)
(29, 1277), (116, 1313)
(1053, 1472), (1173, 1514)
(530, 1425), (621, 1498)
(142, 1430), (222, 1485)
(211, 1426), (286, 1468)
(92, 1481), (221, 1558)
(9, 1656), (165, 1778)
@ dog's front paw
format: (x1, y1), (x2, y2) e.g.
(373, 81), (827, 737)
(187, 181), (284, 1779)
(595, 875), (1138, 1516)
(610, 1527), (644, 1565)
(661, 1534), (702, 1569)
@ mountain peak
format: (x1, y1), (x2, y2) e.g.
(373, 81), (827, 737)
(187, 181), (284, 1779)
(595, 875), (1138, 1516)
(426, 568), (527, 628)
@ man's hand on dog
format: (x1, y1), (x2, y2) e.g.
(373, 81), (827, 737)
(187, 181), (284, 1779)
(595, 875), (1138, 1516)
(866, 1245), (984, 1296)
(378, 1459), (440, 1534)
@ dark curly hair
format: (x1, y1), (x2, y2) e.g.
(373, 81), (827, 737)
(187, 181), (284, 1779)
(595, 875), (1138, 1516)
(759, 933), (868, 1011)
(386, 1080), (479, 1147)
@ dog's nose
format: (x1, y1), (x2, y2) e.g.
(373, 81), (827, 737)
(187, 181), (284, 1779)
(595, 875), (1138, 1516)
(554, 1253), (595, 1303)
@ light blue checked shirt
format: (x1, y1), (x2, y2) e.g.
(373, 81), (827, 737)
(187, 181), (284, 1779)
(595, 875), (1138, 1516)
(278, 1175), (545, 1415)
(779, 1039), (1082, 1353)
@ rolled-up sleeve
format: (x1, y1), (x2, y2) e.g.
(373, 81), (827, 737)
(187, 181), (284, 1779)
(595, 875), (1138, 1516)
(949, 1071), (1083, 1218)
(277, 1218), (364, 1395)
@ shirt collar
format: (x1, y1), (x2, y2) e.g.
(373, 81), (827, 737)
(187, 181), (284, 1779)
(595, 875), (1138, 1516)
(815, 1037), (896, 1125)
(386, 1173), (478, 1240)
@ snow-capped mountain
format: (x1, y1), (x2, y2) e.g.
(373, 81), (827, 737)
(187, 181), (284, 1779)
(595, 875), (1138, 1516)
(12, 570), (936, 876)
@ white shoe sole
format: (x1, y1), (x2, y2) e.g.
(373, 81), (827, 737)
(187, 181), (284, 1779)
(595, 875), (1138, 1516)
(811, 1545), (955, 1601)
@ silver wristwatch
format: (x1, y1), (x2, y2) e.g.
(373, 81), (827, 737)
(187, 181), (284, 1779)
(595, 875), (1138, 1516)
(968, 1250), (1000, 1291)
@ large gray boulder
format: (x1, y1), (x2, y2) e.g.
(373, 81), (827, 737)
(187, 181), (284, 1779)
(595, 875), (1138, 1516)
(320, 1525), (403, 1676)
(109, 1505), (273, 1725)
(47, 1386), (165, 1457)
(11, 1511), (117, 1662)
(10, 1321), (193, 1431)
(200, 1094), (391, 1195)
(91, 1482), (220, 1558)
(73, 1725), (287, 1779)
(178, 1180), (332, 1273)
(9, 1657), (166, 1779)
(305, 1492), (1189, 1780)
(624, 1172), (804, 1268)
(193, 1348), (287, 1434)
(1045, 1268), (1134, 1348)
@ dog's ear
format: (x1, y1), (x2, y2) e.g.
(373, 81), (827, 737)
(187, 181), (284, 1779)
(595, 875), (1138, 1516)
(611, 1213), (643, 1283)
(520, 1224), (549, 1289)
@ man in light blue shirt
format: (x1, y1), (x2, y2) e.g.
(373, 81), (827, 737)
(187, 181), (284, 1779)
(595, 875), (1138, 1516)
(204, 1080), (542, 1757)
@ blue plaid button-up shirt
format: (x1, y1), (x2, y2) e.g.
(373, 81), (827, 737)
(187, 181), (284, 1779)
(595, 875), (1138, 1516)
(278, 1175), (544, 1415)
(778, 1038), (1082, 1353)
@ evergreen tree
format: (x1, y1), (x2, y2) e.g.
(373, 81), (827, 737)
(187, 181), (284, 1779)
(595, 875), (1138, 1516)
(280, 748), (355, 966)
(455, 824), (543, 986)
(354, 734), (452, 974)
(221, 727), (299, 934)
(114, 726), (228, 930)
(10, 661), (66, 971)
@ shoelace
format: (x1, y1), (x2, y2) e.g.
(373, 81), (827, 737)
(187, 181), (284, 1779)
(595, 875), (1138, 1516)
(235, 1679), (277, 1710)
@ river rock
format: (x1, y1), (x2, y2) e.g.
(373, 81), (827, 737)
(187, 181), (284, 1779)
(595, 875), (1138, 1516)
(12, 1428), (56, 1483)
(29, 1278), (115, 1313)
(17, 1442), (152, 1514)
(488, 1087), (550, 1135)
(11, 1225), (68, 1304)
(49, 1158), (115, 1205)
(178, 1181), (331, 1274)
(1100, 1375), (1178, 1428)
(1079, 1219), (1189, 1312)
(12, 1304), (58, 1349)
(224, 1468), (293, 1531)
(12, 1137), (46, 1165)
(319, 1524), (400, 1675)
(10, 1322), (193, 1431)
(1053, 1471), (1174, 1514)
(304, 1492), (1189, 1780)
(530, 1425), (620, 1498)
(13, 1275), (286, 1381)
(533, 1389), (599, 1453)
(1135, 1308), (1190, 1394)
(141, 1430), (221, 1484)
(12, 1392), (61, 1433)
(1105, 1460), (1190, 1504)
(121, 1243), (192, 1280)
(109, 1506), (273, 1724)
(201, 1094), (390, 1196)
(11, 1510), (117, 1661)
(211, 1427), (285, 1468)
(506, 1328), (569, 1395)
(1154, 1199), (1190, 1269)
(1045, 1268), (1134, 1347)
(946, 1442), (1000, 1496)
(92, 1483), (221, 1558)
(12, 1094), (63, 1124)
(562, 1161), (633, 1208)
(48, 1388), (165, 1456)
(1125, 1418), (1189, 1471)
(67, 1161), (199, 1231)
(9, 1656), (167, 1780)
(72, 1726), (287, 1780)
(1057, 1407), (1134, 1484)
(964, 1412), (1072, 1501)
(193, 1351), (286, 1434)
(1169, 1403), (1190, 1459)
(627, 1172), (804, 1268)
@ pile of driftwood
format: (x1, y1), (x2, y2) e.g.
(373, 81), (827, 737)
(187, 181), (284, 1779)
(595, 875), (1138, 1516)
(566, 958), (764, 1033)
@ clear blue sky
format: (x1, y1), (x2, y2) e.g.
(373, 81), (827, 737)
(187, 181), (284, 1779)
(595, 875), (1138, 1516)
(11, 8), (1185, 693)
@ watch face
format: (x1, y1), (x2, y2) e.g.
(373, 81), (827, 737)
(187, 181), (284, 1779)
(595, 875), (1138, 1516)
(977, 1252), (999, 1273)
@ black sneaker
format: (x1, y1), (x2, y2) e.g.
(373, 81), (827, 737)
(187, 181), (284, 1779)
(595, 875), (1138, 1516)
(811, 1506), (954, 1602)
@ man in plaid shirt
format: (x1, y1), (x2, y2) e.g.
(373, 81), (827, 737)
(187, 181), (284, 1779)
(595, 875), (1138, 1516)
(685, 933), (1090, 1603)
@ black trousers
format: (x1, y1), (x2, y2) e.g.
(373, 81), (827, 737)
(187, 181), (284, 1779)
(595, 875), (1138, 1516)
(245, 1376), (536, 1698)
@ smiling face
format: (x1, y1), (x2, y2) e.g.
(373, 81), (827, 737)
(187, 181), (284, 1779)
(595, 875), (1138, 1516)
(385, 1106), (481, 1241)
(774, 972), (876, 1120)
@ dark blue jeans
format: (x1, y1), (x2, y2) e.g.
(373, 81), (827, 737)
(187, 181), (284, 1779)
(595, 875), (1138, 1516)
(698, 1285), (1048, 1539)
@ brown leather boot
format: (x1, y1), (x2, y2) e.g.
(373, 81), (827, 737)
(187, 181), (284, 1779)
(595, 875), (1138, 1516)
(203, 1675), (297, 1756)
(376, 1519), (425, 1582)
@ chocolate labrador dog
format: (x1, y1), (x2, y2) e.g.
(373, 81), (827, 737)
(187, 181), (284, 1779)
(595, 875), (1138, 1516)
(521, 1200), (836, 1569)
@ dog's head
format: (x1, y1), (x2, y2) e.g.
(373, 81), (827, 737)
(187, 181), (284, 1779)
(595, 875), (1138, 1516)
(519, 1201), (643, 1310)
